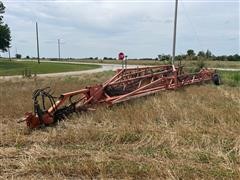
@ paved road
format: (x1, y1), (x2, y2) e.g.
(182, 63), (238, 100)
(0, 60), (239, 80)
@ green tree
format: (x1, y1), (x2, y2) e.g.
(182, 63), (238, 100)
(197, 51), (205, 58)
(16, 53), (21, 59)
(232, 54), (240, 61)
(187, 49), (195, 56)
(206, 49), (212, 59)
(0, 1), (5, 21)
(175, 55), (184, 61)
(187, 49), (195, 60)
(0, 1), (11, 52)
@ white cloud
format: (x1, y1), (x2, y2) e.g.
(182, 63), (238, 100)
(1, 0), (239, 58)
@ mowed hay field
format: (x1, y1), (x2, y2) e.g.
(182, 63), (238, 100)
(0, 71), (240, 179)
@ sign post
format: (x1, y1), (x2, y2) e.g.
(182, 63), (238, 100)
(125, 55), (128, 69)
(118, 52), (125, 69)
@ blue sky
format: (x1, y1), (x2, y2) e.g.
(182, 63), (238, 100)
(1, 0), (239, 58)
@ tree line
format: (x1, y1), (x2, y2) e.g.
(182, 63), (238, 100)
(158, 49), (240, 61)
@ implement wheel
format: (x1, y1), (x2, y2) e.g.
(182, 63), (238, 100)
(212, 74), (221, 85)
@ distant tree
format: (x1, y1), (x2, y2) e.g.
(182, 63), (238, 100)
(0, 1), (4, 21)
(187, 49), (195, 57)
(213, 54), (240, 61)
(158, 54), (171, 61)
(227, 55), (234, 61)
(211, 54), (216, 60)
(206, 49), (212, 59)
(187, 49), (195, 60)
(232, 54), (240, 61)
(179, 54), (187, 60)
(197, 51), (205, 58)
(16, 54), (21, 59)
(26, 55), (30, 59)
(163, 55), (171, 61)
(0, 1), (11, 52)
(175, 55), (184, 61)
(143, 58), (154, 61)
(217, 55), (227, 61)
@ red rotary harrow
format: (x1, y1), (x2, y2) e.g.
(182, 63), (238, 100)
(19, 65), (220, 129)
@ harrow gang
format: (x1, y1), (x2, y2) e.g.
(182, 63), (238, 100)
(20, 65), (220, 129)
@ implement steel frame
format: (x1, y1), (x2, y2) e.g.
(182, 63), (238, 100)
(21, 65), (217, 129)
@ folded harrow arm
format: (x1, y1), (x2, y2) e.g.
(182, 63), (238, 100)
(20, 65), (220, 129)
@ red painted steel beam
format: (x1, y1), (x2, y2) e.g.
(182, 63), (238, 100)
(20, 65), (217, 129)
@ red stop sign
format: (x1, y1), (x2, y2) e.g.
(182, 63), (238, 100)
(118, 52), (125, 60)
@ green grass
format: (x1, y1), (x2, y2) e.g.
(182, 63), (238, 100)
(219, 70), (240, 86)
(70, 58), (240, 69)
(0, 71), (240, 179)
(0, 60), (100, 76)
(18, 58), (239, 69)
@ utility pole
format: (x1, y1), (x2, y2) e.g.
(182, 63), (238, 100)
(171, 0), (178, 66)
(36, 22), (40, 64)
(8, 47), (11, 61)
(58, 39), (61, 61)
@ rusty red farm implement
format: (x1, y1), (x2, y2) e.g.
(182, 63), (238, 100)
(20, 65), (220, 129)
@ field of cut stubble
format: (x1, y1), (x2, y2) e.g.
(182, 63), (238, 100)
(0, 71), (240, 179)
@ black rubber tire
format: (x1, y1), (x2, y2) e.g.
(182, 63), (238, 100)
(212, 74), (221, 85)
